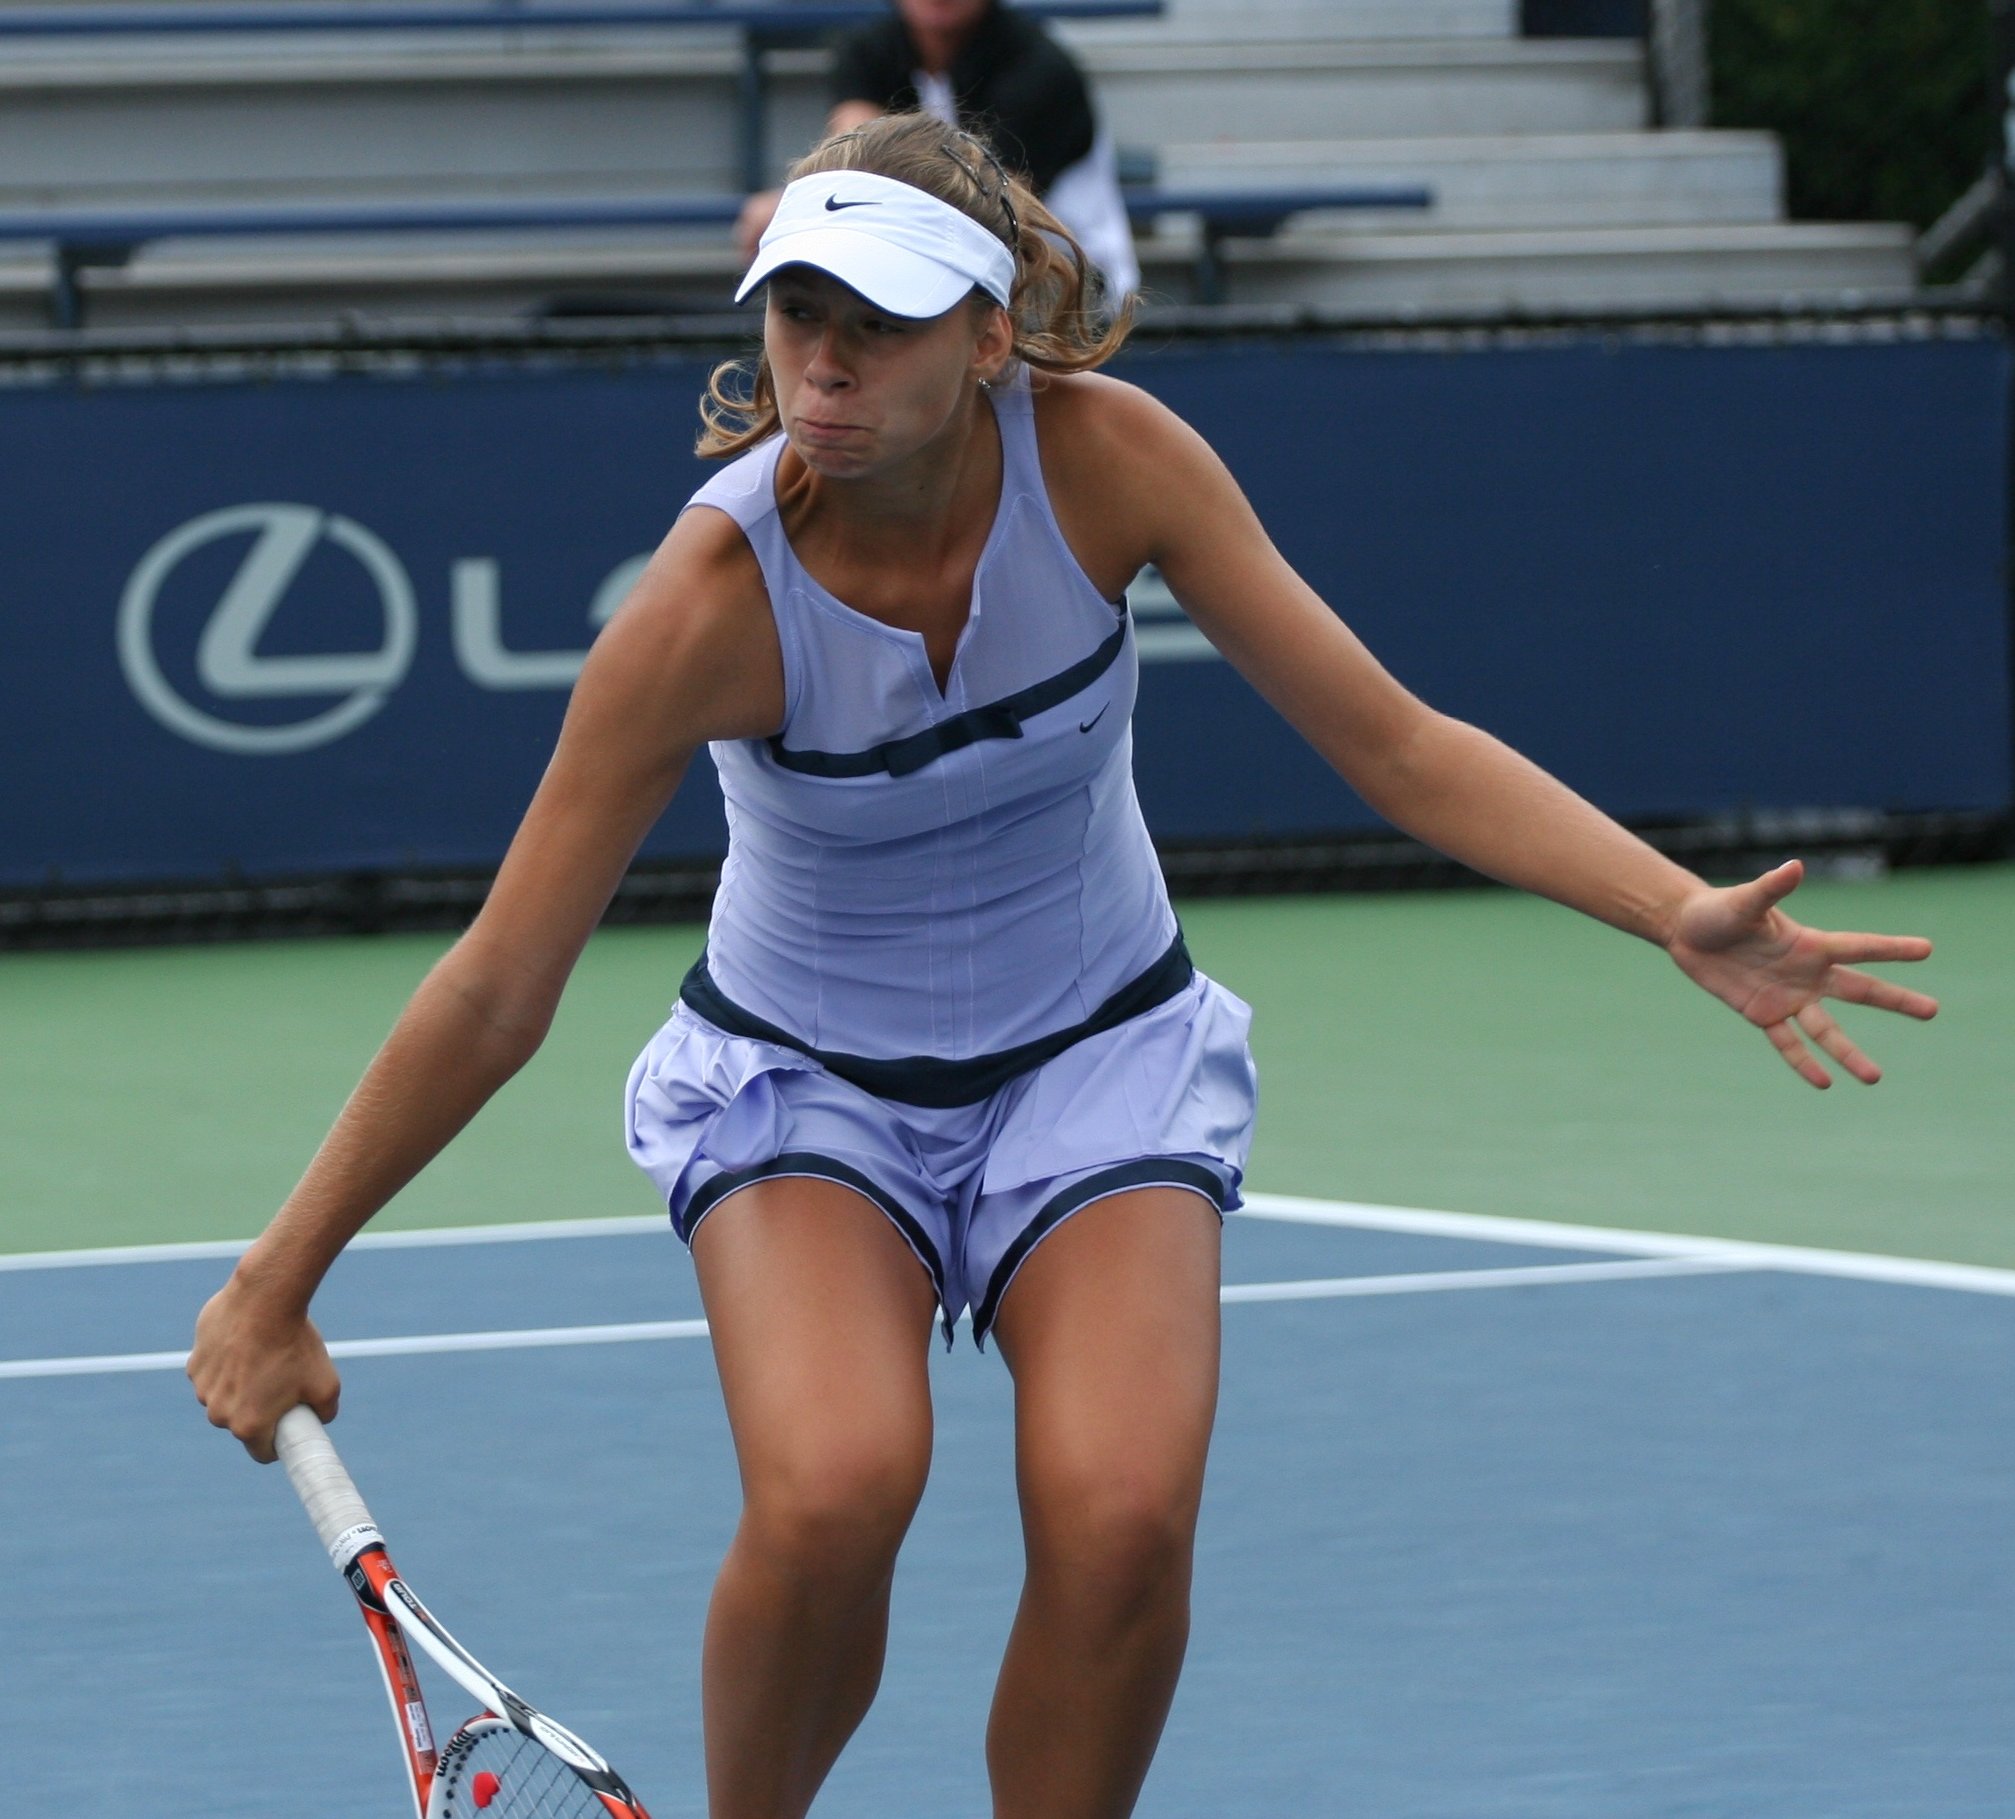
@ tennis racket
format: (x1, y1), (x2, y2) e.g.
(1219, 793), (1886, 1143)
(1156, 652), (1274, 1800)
(276, 1405), (654, 1819)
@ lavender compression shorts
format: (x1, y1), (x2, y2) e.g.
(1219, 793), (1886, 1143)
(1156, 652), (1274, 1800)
(623, 969), (1259, 1349)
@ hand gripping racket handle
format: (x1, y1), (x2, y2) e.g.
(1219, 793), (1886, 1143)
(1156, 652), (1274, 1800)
(276, 1405), (384, 1573)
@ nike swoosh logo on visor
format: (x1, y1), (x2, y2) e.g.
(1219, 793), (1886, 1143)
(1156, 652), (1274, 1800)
(824, 197), (878, 211)
(1079, 704), (1109, 734)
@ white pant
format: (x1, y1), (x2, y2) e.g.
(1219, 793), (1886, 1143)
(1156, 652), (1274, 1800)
(913, 74), (1139, 302)
(1045, 129), (1142, 303)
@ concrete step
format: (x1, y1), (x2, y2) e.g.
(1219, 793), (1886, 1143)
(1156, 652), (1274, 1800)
(1084, 39), (1647, 141)
(0, 216), (1917, 334)
(0, 229), (745, 330)
(0, 0), (1518, 40)
(1150, 221), (1918, 313)
(0, 173), (727, 210)
(0, 37), (1647, 204)
(1157, 131), (1784, 232)
(0, 18), (745, 64)
(1058, 0), (1516, 45)
(0, 128), (1781, 233)
(0, 38), (785, 196)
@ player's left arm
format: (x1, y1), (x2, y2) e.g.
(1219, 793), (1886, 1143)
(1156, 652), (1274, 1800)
(1078, 379), (1939, 1086)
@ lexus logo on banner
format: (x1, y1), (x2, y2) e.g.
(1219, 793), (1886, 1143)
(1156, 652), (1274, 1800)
(117, 503), (647, 755)
(118, 504), (419, 756)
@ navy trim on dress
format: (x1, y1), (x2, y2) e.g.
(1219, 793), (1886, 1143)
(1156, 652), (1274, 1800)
(970, 1157), (1228, 1346)
(678, 1150), (955, 1343)
(679, 932), (1193, 1109)
(766, 614), (1127, 779)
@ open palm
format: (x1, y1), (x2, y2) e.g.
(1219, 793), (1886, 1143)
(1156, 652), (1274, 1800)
(1665, 859), (1938, 1088)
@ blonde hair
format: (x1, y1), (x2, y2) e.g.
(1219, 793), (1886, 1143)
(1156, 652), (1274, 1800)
(698, 111), (1135, 459)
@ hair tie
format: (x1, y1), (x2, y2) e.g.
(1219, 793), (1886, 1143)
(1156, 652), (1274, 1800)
(948, 131), (1021, 252)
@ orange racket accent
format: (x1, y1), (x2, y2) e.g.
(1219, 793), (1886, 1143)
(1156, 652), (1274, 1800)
(277, 1407), (655, 1819)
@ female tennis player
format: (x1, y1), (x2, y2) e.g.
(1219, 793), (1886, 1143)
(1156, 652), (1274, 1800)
(189, 113), (1938, 1819)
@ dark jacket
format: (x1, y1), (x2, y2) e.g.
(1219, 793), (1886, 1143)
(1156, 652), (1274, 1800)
(830, 4), (1097, 194)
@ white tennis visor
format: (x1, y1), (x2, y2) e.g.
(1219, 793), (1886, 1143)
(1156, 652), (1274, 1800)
(735, 171), (1017, 318)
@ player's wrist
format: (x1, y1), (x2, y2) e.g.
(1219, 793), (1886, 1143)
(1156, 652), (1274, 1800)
(223, 1246), (317, 1323)
(1635, 866), (1711, 953)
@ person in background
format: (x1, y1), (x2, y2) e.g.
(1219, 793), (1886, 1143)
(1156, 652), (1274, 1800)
(738, 0), (1140, 302)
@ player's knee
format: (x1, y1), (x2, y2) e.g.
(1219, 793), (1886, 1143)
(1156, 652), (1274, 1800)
(745, 1429), (929, 1583)
(1028, 1469), (1199, 1616)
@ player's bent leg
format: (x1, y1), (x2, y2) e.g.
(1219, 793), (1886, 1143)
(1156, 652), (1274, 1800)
(983, 1185), (1223, 1819)
(691, 1174), (941, 1819)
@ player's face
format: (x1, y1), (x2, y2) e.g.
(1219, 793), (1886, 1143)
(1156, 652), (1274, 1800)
(896, 0), (992, 39)
(765, 268), (1007, 478)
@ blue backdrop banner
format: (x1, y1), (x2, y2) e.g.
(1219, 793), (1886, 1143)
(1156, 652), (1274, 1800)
(4, 331), (2007, 889)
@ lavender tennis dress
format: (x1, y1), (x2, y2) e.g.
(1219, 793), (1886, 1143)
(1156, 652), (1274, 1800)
(624, 366), (1257, 1348)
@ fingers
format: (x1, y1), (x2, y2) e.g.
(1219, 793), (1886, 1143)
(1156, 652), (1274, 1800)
(735, 188), (782, 259)
(245, 1423), (282, 1467)
(194, 1384), (278, 1462)
(1763, 993), (1915, 1088)
(308, 1351), (342, 1427)
(188, 1294), (340, 1464)
(195, 1384), (283, 1462)
(1796, 1004), (1880, 1085)
(1827, 966), (1940, 1021)
(1732, 858), (1804, 920)
(1824, 931), (1934, 966)
(1762, 1016), (1831, 1089)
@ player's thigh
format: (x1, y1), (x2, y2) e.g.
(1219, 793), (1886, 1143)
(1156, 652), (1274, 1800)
(693, 1176), (940, 1530)
(989, 1187), (1222, 1546)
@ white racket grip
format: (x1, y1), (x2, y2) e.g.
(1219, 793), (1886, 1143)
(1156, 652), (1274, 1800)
(276, 1406), (384, 1573)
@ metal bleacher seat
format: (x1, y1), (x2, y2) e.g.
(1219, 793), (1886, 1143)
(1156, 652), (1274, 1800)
(0, 182), (1433, 327)
(0, 0), (1433, 328)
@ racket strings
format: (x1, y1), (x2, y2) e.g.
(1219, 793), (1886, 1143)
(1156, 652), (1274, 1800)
(433, 1724), (614, 1819)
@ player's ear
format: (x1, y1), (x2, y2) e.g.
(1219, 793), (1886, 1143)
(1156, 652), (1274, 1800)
(971, 298), (1014, 384)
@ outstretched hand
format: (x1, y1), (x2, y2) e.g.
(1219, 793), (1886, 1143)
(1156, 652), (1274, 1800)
(1664, 859), (1938, 1088)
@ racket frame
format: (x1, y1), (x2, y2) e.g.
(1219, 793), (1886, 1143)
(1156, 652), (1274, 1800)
(276, 1405), (649, 1819)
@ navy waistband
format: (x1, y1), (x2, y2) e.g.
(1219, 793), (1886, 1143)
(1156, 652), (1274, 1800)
(677, 931), (1194, 1109)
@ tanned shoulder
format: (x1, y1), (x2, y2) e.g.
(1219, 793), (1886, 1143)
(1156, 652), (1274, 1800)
(1030, 370), (1208, 594)
(591, 502), (785, 746)
(1031, 368), (1183, 470)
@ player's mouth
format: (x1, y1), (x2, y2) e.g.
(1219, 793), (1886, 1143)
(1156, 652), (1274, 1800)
(796, 419), (870, 445)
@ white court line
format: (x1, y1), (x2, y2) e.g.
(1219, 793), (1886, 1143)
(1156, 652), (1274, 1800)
(5, 1195), (2012, 1298)
(1235, 1194), (2015, 1300)
(1218, 1253), (1758, 1304)
(0, 1214), (664, 1273)
(0, 1255), (1760, 1382)
(0, 1317), (712, 1381)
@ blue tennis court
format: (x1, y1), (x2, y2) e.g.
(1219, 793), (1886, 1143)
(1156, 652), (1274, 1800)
(7, 1198), (2009, 1818)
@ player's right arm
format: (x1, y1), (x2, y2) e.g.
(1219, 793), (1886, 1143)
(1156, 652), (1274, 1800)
(188, 507), (781, 1460)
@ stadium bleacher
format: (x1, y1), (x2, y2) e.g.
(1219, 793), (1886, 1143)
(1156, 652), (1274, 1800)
(0, 0), (1919, 331)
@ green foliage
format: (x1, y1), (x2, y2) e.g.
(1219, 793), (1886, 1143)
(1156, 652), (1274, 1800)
(1711, 0), (1998, 232)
